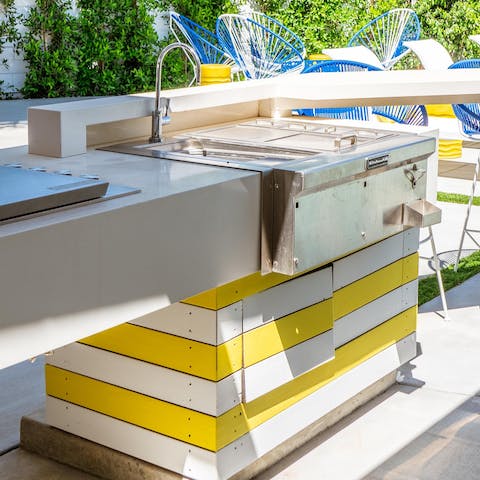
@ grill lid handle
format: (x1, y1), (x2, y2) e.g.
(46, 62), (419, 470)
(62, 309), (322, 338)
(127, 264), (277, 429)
(334, 134), (357, 150)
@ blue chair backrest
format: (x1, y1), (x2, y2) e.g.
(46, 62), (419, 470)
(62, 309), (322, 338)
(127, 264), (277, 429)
(348, 8), (420, 69)
(303, 59), (382, 73)
(216, 14), (304, 79)
(372, 104), (428, 126)
(296, 59), (427, 126)
(295, 60), (379, 120)
(170, 12), (228, 64)
(249, 11), (306, 58)
(448, 59), (480, 135)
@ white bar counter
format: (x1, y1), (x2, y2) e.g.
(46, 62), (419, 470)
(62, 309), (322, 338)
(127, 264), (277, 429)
(28, 69), (480, 157)
(1, 72), (453, 480)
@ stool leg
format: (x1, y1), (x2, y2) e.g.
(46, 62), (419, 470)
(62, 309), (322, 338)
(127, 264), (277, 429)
(429, 226), (449, 321)
(454, 154), (480, 271)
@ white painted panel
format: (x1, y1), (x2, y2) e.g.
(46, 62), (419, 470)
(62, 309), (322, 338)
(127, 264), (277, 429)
(46, 397), (220, 480)
(334, 280), (418, 348)
(217, 333), (417, 480)
(129, 302), (243, 345)
(243, 267), (332, 333)
(333, 231), (418, 290)
(48, 342), (242, 416)
(396, 332), (418, 364)
(129, 303), (217, 344)
(46, 334), (416, 480)
(403, 227), (420, 256)
(242, 330), (334, 402)
(216, 302), (243, 344)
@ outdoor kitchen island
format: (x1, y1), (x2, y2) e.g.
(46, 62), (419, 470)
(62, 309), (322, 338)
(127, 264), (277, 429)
(1, 73), (452, 480)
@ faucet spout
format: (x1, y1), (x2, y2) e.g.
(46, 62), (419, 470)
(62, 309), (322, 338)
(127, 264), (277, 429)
(150, 42), (202, 143)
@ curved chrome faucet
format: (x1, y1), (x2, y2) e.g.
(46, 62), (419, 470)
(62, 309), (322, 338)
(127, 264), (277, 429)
(150, 42), (202, 143)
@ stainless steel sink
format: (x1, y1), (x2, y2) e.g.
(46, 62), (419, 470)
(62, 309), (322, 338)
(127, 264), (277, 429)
(136, 137), (315, 163)
(101, 120), (397, 168)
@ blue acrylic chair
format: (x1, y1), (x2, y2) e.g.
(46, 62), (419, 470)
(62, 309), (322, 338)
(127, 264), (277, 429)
(448, 59), (480, 136)
(169, 12), (232, 66)
(446, 59), (480, 271)
(295, 59), (428, 126)
(248, 11), (306, 59)
(216, 14), (304, 79)
(372, 104), (428, 127)
(348, 8), (420, 70)
(294, 60), (378, 120)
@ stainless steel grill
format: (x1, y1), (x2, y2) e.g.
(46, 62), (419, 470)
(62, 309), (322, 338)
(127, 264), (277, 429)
(103, 118), (439, 275)
(0, 165), (139, 222)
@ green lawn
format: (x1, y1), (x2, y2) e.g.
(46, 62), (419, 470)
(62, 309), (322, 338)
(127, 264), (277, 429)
(418, 191), (480, 305)
(419, 250), (480, 305)
(437, 191), (480, 206)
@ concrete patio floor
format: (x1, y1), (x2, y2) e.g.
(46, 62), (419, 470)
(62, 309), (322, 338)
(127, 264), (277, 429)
(1, 100), (479, 480)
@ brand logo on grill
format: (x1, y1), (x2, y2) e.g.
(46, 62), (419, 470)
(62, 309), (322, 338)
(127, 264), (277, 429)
(366, 154), (389, 170)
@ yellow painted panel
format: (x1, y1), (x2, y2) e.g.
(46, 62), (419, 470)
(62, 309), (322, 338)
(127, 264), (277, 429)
(46, 365), (217, 451)
(333, 254), (418, 320)
(403, 253), (419, 284)
(217, 335), (243, 380)
(216, 306), (416, 449)
(183, 271), (293, 310)
(81, 324), (242, 381)
(243, 300), (333, 367)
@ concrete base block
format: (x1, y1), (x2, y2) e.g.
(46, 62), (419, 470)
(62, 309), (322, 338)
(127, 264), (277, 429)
(21, 372), (397, 480)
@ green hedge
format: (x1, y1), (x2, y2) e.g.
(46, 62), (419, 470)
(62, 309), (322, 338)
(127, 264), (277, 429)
(1, 0), (480, 98)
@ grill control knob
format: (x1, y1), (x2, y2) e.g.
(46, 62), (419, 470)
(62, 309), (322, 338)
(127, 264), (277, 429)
(55, 169), (73, 176)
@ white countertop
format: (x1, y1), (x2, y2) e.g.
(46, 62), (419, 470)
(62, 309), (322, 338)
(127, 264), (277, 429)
(0, 145), (262, 368)
(140, 69), (480, 110)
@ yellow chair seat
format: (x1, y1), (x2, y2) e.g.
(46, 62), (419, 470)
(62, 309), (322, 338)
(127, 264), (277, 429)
(426, 104), (455, 118)
(439, 139), (462, 159)
(200, 64), (231, 85)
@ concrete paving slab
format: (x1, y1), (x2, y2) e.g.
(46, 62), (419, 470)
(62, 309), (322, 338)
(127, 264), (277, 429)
(370, 431), (480, 480)
(253, 387), (469, 480)
(437, 176), (473, 195)
(428, 395), (480, 446)
(0, 448), (100, 480)
(0, 359), (45, 454)
(405, 309), (480, 396)
(0, 124), (28, 148)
